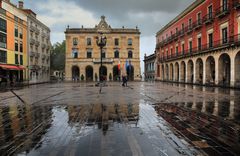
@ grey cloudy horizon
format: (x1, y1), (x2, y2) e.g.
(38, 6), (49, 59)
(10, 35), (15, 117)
(12, 0), (194, 71)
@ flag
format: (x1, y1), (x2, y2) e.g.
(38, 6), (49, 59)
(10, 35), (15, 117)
(125, 59), (129, 71)
(118, 60), (121, 71)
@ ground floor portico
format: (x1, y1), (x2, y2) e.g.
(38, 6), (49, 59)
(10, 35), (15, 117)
(65, 59), (141, 82)
(157, 48), (240, 88)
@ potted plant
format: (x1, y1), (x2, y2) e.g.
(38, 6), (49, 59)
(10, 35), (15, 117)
(109, 73), (112, 81)
(81, 74), (84, 81)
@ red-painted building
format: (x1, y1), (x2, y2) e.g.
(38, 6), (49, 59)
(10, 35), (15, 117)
(156, 0), (240, 88)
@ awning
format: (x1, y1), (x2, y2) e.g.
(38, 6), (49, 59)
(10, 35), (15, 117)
(0, 64), (25, 70)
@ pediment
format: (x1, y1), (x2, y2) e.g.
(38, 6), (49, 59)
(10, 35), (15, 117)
(96, 16), (111, 32)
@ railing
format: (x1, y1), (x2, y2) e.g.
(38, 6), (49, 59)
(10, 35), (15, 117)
(216, 3), (230, 18)
(35, 40), (40, 46)
(193, 19), (202, 29)
(30, 38), (35, 45)
(41, 43), (46, 49)
(30, 51), (36, 57)
(203, 13), (214, 24)
(159, 34), (240, 62)
(93, 58), (113, 63)
(233, 0), (240, 9)
(30, 25), (35, 32)
(35, 28), (40, 34)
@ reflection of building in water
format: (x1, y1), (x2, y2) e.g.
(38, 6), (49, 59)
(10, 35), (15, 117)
(155, 103), (240, 156)
(67, 103), (139, 134)
(0, 104), (52, 155)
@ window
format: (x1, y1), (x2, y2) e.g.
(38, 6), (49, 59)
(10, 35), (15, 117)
(208, 5), (213, 19)
(223, 0), (228, 11)
(15, 25), (18, 37)
(73, 37), (78, 46)
(0, 18), (6, 32)
(87, 38), (91, 46)
(189, 18), (192, 29)
(72, 49), (78, 58)
(20, 55), (23, 65)
(198, 37), (202, 50)
(114, 50), (119, 58)
(189, 41), (192, 53)
(0, 50), (7, 63)
(15, 40), (18, 51)
(101, 51), (106, 58)
(19, 28), (23, 39)
(208, 33), (213, 48)
(128, 38), (132, 46)
(182, 23), (184, 30)
(115, 38), (119, 46)
(222, 27), (228, 44)
(176, 28), (178, 33)
(14, 16), (18, 22)
(0, 33), (7, 49)
(128, 51), (133, 58)
(20, 42), (23, 52)
(197, 12), (201, 24)
(15, 54), (19, 64)
(182, 44), (185, 54)
(175, 46), (178, 56)
(170, 48), (173, 56)
(87, 50), (92, 58)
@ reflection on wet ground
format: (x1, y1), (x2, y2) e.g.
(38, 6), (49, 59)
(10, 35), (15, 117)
(0, 82), (240, 156)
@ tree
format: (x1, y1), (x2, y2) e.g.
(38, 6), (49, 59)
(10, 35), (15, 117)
(50, 40), (66, 72)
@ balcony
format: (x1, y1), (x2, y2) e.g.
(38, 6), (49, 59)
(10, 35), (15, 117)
(93, 58), (113, 64)
(30, 25), (35, 32)
(41, 32), (46, 38)
(35, 28), (40, 34)
(35, 40), (40, 46)
(159, 34), (240, 62)
(29, 65), (40, 70)
(35, 53), (40, 58)
(30, 38), (35, 45)
(41, 43), (46, 49)
(30, 51), (36, 57)
(193, 19), (202, 30)
(179, 29), (185, 37)
(42, 54), (46, 60)
(203, 14), (214, 25)
(216, 4), (230, 18)
(187, 25), (193, 34)
(234, 0), (240, 9)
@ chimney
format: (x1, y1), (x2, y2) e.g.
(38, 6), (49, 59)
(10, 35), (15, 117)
(18, 0), (23, 9)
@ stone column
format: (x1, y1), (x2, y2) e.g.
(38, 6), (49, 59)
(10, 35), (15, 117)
(185, 62), (188, 83)
(215, 57), (219, 85)
(228, 100), (235, 119)
(193, 60), (196, 83)
(230, 57), (235, 87)
(202, 60), (206, 84)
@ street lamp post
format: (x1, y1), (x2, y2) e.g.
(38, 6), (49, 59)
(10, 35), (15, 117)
(96, 33), (107, 92)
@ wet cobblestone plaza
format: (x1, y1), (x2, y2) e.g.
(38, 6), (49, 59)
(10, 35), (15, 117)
(0, 82), (240, 156)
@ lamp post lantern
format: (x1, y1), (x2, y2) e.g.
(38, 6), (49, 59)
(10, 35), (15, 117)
(96, 33), (107, 91)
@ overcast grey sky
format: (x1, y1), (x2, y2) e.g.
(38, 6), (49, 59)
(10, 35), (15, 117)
(12, 0), (194, 71)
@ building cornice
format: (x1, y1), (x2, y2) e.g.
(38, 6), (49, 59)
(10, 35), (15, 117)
(156, 0), (205, 36)
(65, 28), (140, 35)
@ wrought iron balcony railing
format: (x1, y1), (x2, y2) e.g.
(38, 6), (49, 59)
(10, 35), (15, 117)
(216, 3), (230, 18)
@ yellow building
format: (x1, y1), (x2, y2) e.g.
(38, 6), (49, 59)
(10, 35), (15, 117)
(65, 16), (141, 81)
(0, 0), (28, 83)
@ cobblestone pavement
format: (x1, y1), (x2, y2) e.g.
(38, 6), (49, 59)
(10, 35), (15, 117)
(0, 82), (239, 156)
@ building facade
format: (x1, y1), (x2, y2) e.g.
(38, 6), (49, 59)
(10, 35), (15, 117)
(65, 16), (141, 81)
(0, 0), (28, 82)
(144, 53), (156, 81)
(21, 2), (51, 84)
(156, 0), (240, 88)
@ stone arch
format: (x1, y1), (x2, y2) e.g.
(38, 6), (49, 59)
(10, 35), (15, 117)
(113, 65), (120, 81)
(165, 64), (169, 80)
(187, 60), (194, 83)
(72, 66), (80, 81)
(195, 58), (203, 84)
(235, 51), (240, 86)
(174, 62), (179, 81)
(99, 66), (107, 81)
(206, 56), (215, 84)
(170, 63), (174, 81)
(161, 65), (165, 80)
(180, 61), (186, 82)
(85, 65), (93, 81)
(218, 53), (231, 85)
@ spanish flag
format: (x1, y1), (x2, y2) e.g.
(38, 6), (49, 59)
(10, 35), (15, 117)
(118, 60), (121, 71)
